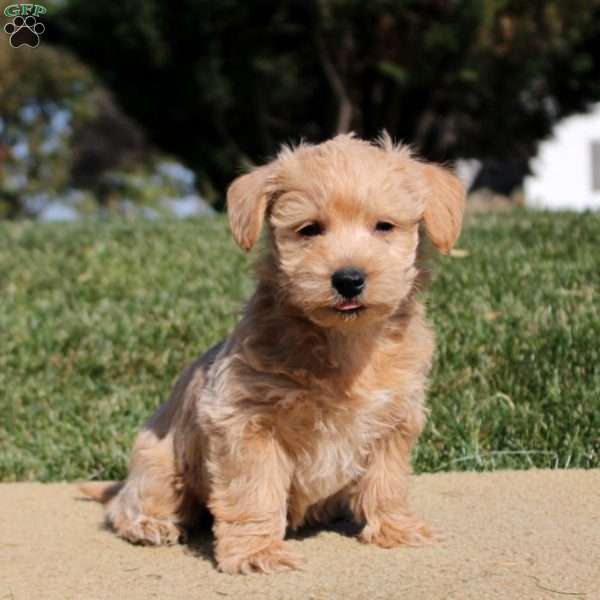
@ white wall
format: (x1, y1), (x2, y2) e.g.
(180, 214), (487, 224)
(524, 104), (600, 210)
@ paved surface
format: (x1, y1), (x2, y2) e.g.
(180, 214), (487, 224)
(1, 470), (599, 600)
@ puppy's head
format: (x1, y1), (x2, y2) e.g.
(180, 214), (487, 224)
(227, 133), (464, 330)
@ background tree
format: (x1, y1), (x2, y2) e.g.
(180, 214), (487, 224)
(49, 0), (600, 203)
(0, 39), (191, 219)
(0, 43), (94, 217)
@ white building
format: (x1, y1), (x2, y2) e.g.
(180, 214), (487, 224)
(524, 104), (600, 210)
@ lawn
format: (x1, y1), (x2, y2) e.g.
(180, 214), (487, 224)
(1, 210), (598, 481)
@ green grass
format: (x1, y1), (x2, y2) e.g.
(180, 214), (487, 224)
(1, 211), (598, 482)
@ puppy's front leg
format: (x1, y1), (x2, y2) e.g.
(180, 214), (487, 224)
(349, 430), (435, 548)
(208, 429), (303, 574)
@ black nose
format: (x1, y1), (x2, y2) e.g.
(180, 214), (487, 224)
(331, 267), (366, 298)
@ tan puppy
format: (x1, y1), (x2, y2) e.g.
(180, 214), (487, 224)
(82, 133), (465, 574)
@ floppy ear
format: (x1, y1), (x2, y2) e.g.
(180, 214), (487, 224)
(377, 131), (465, 254)
(226, 163), (275, 251)
(419, 162), (465, 254)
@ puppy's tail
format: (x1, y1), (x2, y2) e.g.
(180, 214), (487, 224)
(79, 481), (123, 504)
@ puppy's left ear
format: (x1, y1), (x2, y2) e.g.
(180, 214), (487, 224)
(419, 162), (466, 255)
(378, 132), (465, 254)
(226, 163), (276, 252)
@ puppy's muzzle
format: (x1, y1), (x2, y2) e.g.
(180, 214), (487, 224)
(331, 267), (366, 298)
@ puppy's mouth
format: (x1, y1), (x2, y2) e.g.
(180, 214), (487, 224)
(333, 300), (365, 316)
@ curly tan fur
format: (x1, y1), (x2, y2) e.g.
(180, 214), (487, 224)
(82, 133), (465, 574)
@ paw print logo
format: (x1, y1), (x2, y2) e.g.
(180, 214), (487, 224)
(4, 15), (45, 48)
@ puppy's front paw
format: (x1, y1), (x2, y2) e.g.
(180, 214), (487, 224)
(359, 515), (437, 548)
(218, 541), (305, 575)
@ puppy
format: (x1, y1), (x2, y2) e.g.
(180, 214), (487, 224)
(82, 133), (465, 574)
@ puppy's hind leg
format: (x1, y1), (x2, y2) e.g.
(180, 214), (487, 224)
(104, 430), (186, 546)
(301, 488), (350, 529)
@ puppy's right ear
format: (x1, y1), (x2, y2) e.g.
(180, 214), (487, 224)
(227, 163), (275, 252)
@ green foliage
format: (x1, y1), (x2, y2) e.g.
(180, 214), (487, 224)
(50, 0), (600, 200)
(0, 36), (193, 219)
(0, 211), (598, 481)
(0, 42), (95, 217)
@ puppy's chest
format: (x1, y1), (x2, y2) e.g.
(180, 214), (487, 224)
(280, 387), (398, 500)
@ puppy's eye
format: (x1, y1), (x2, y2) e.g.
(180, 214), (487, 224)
(297, 222), (323, 237)
(375, 221), (395, 232)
